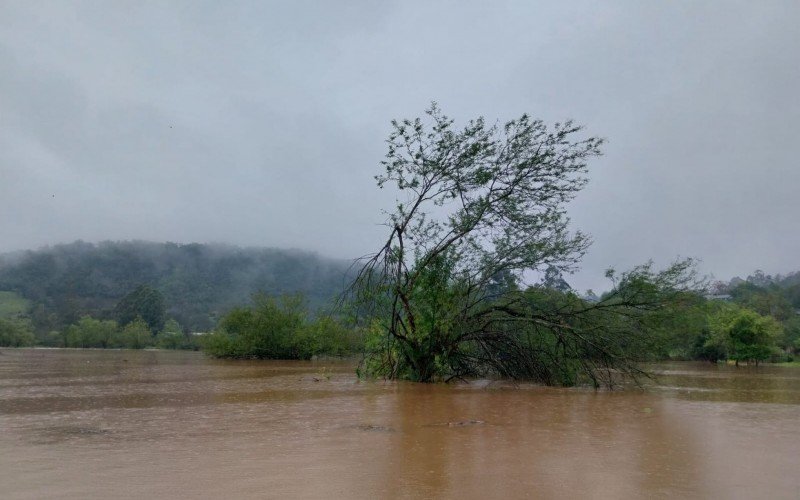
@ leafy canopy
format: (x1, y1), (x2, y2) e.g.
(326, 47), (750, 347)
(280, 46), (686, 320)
(372, 103), (601, 288)
(351, 104), (703, 385)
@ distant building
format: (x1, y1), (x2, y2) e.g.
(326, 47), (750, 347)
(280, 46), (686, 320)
(704, 294), (732, 301)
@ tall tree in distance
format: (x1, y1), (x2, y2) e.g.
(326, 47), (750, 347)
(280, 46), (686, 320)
(542, 265), (572, 293)
(114, 284), (166, 333)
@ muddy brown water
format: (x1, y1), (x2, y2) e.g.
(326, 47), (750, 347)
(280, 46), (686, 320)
(1, 349), (799, 499)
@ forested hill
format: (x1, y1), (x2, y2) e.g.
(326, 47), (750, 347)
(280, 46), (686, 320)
(0, 241), (353, 333)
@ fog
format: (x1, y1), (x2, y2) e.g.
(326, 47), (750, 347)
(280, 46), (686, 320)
(1, 1), (798, 291)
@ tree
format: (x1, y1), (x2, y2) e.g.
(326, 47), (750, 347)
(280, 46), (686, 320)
(114, 285), (166, 332)
(782, 316), (800, 356)
(202, 293), (362, 359)
(729, 281), (793, 321)
(541, 265), (572, 292)
(204, 294), (307, 359)
(350, 104), (700, 385)
(0, 318), (35, 347)
(114, 317), (152, 349)
(65, 316), (118, 348)
(156, 318), (193, 349)
(706, 305), (781, 365)
(294, 316), (362, 359)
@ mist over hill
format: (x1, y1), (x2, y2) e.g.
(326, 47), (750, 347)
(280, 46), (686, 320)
(0, 241), (353, 333)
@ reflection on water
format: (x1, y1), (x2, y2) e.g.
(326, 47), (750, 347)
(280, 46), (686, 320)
(1, 349), (799, 499)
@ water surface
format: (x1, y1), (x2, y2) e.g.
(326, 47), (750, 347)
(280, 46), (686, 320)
(1, 349), (799, 499)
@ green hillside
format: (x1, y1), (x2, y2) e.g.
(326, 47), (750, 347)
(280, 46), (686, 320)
(0, 291), (30, 318)
(0, 241), (353, 335)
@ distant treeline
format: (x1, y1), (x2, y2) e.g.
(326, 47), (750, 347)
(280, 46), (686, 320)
(199, 267), (800, 368)
(1, 241), (798, 369)
(676, 270), (800, 362)
(0, 240), (353, 343)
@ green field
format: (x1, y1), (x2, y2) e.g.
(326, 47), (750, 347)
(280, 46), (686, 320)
(0, 291), (30, 318)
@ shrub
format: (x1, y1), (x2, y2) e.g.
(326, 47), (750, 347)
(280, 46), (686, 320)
(0, 318), (36, 347)
(65, 316), (119, 348)
(203, 294), (361, 359)
(156, 319), (199, 350)
(112, 318), (152, 349)
(204, 294), (306, 358)
(295, 317), (363, 359)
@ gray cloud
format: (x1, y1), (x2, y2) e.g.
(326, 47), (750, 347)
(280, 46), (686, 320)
(1, 1), (798, 291)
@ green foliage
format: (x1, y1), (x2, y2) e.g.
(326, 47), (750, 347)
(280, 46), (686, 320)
(0, 291), (35, 347)
(156, 318), (199, 350)
(351, 105), (705, 385)
(783, 284), (800, 309)
(352, 105), (602, 382)
(63, 315), (156, 349)
(0, 291), (30, 318)
(704, 272), (800, 356)
(648, 294), (709, 360)
(485, 262), (701, 386)
(783, 316), (800, 352)
(204, 294), (361, 359)
(65, 316), (120, 348)
(114, 285), (166, 332)
(706, 304), (781, 364)
(113, 318), (153, 349)
(0, 241), (352, 334)
(40, 330), (66, 347)
(0, 318), (35, 347)
(294, 316), (362, 358)
(645, 295), (722, 361)
(205, 294), (305, 358)
(648, 294), (794, 364)
(729, 282), (794, 321)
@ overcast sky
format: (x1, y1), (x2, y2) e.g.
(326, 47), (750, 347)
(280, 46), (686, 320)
(1, 1), (798, 291)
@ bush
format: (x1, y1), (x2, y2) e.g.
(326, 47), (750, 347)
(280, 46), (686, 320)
(112, 318), (152, 349)
(64, 315), (155, 349)
(706, 305), (782, 366)
(65, 317), (119, 348)
(156, 319), (200, 350)
(0, 318), (36, 347)
(203, 294), (361, 359)
(295, 317), (363, 359)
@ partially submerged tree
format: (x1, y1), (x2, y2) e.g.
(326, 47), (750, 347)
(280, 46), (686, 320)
(350, 104), (701, 385)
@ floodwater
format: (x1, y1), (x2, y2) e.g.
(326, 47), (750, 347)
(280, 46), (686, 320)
(1, 350), (799, 499)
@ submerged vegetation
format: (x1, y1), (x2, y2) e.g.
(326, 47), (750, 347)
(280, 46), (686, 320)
(203, 294), (361, 359)
(53, 316), (201, 350)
